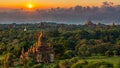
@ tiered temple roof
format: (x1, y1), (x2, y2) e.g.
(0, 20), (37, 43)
(20, 31), (54, 64)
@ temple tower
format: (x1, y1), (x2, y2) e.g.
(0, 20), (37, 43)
(36, 31), (54, 63)
(20, 31), (54, 64)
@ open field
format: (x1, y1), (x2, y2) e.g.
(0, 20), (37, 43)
(85, 56), (120, 67)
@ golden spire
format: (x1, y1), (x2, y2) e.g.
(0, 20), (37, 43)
(37, 31), (46, 46)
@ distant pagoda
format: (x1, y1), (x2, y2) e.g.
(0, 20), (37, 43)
(24, 26), (27, 32)
(85, 20), (96, 26)
(111, 22), (116, 27)
(20, 31), (54, 64)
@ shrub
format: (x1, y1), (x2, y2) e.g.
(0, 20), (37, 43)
(86, 61), (113, 68)
(69, 57), (80, 63)
(99, 65), (110, 68)
(59, 60), (70, 68)
(63, 50), (75, 59)
(105, 51), (112, 57)
(71, 60), (88, 68)
(32, 64), (43, 68)
(14, 64), (23, 68)
(115, 61), (120, 68)
(25, 57), (35, 67)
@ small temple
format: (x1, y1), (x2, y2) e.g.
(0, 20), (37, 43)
(111, 22), (116, 27)
(23, 26), (27, 32)
(20, 31), (54, 64)
(85, 20), (95, 26)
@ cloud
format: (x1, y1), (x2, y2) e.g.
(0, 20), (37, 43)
(0, 1), (120, 24)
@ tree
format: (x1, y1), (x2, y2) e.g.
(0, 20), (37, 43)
(46, 30), (60, 37)
(105, 51), (112, 57)
(63, 50), (75, 59)
(71, 60), (88, 68)
(25, 57), (35, 68)
(113, 50), (118, 56)
(0, 43), (6, 54)
(63, 40), (76, 50)
(77, 44), (90, 57)
(53, 43), (65, 59)
(59, 60), (70, 68)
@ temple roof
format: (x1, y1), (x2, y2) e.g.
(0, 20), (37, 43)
(37, 31), (46, 46)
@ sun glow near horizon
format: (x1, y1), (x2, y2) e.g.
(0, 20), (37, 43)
(27, 3), (34, 9)
(0, 0), (119, 9)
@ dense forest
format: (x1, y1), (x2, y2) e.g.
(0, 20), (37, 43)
(0, 21), (120, 68)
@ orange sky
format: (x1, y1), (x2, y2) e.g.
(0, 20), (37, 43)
(0, 0), (120, 9)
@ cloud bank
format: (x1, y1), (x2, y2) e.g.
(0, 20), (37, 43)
(0, 1), (120, 24)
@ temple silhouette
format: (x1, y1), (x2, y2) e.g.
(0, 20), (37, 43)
(20, 32), (54, 64)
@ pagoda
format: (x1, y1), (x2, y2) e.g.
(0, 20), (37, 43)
(20, 32), (54, 64)
(111, 22), (116, 27)
(85, 20), (95, 25)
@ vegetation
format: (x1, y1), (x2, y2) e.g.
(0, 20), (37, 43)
(0, 22), (120, 68)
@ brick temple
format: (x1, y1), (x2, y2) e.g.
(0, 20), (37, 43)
(20, 32), (54, 64)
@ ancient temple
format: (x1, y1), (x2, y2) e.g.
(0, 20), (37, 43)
(85, 20), (95, 25)
(111, 22), (116, 27)
(20, 32), (54, 64)
(24, 26), (27, 32)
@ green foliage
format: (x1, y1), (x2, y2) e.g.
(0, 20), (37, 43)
(1, 23), (120, 67)
(59, 57), (80, 68)
(14, 64), (24, 68)
(63, 50), (75, 59)
(71, 60), (114, 68)
(63, 40), (76, 50)
(46, 30), (60, 37)
(113, 50), (118, 56)
(115, 62), (120, 68)
(0, 43), (5, 54)
(77, 44), (90, 57)
(25, 57), (35, 67)
(71, 60), (88, 68)
(105, 51), (112, 57)
(86, 61), (113, 68)
(53, 43), (65, 59)
(59, 60), (70, 68)
(69, 57), (80, 64)
(116, 40), (120, 45)
(99, 65), (110, 68)
(32, 64), (43, 68)
(42, 63), (60, 68)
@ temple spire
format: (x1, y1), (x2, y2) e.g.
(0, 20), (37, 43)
(20, 31), (54, 64)
(37, 31), (46, 46)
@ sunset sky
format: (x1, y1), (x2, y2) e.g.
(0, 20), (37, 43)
(0, 0), (120, 24)
(0, 0), (120, 8)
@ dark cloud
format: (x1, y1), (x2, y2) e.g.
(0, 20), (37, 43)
(0, 1), (120, 24)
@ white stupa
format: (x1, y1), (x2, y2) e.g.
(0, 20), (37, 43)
(24, 27), (27, 32)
